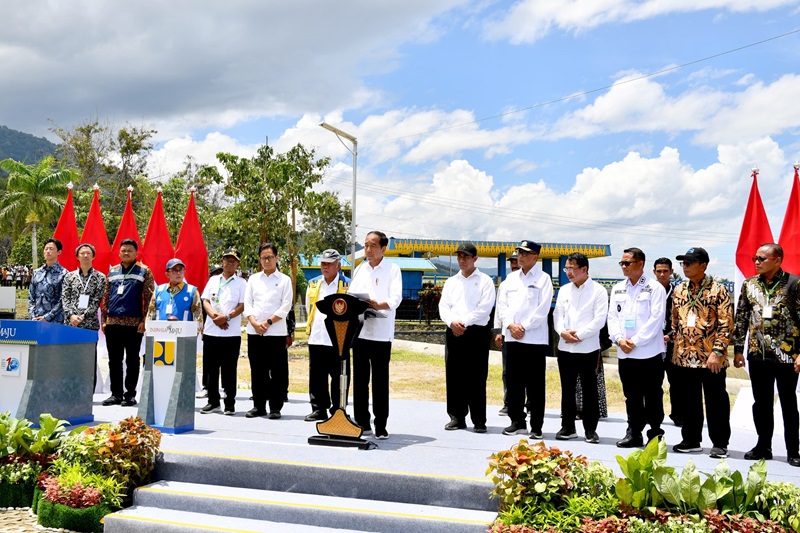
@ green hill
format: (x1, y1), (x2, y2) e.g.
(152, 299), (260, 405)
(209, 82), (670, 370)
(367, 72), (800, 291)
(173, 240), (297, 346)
(0, 125), (56, 164)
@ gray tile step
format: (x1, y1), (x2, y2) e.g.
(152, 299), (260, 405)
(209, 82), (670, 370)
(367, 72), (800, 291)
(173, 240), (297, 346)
(155, 450), (496, 512)
(122, 480), (496, 533)
(103, 506), (369, 532)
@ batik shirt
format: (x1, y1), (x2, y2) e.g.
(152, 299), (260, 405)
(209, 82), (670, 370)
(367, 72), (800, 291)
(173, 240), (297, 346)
(62, 268), (107, 331)
(671, 275), (733, 368)
(28, 262), (67, 323)
(733, 269), (800, 364)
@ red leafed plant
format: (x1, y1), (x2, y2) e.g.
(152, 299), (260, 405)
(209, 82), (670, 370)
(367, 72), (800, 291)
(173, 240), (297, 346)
(41, 475), (102, 509)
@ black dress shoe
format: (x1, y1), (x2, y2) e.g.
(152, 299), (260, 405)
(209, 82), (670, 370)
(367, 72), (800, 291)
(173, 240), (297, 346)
(245, 408), (267, 418)
(744, 447), (772, 460)
(268, 411), (281, 420)
(444, 418), (467, 430)
(616, 432), (644, 448)
(102, 395), (122, 406)
(304, 410), (327, 422)
(121, 397), (137, 407)
(789, 457), (800, 467)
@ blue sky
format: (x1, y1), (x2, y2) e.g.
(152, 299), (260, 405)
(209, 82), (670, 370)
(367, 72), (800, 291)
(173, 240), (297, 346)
(2, 0), (800, 276)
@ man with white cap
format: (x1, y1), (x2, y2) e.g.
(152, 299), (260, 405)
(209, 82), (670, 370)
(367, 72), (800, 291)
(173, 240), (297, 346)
(148, 258), (203, 329)
(439, 242), (496, 433)
(200, 248), (246, 416)
(304, 249), (351, 421)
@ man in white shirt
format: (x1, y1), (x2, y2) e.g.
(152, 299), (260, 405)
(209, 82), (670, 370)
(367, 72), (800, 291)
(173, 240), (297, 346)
(497, 240), (554, 439)
(438, 242), (496, 433)
(304, 249), (350, 421)
(607, 247), (667, 448)
(553, 253), (608, 444)
(347, 231), (403, 440)
(244, 243), (294, 419)
(200, 248), (246, 416)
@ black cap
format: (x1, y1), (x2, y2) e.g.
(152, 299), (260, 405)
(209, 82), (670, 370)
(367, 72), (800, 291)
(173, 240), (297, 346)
(509, 250), (519, 261)
(676, 247), (710, 264)
(516, 240), (541, 254)
(222, 247), (241, 261)
(209, 263), (223, 276)
(456, 242), (478, 257)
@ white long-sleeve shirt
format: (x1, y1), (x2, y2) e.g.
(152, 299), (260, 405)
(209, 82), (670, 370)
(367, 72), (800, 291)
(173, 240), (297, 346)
(606, 274), (666, 360)
(201, 274), (247, 338)
(438, 268), (496, 328)
(553, 277), (608, 353)
(498, 265), (554, 345)
(348, 258), (403, 342)
(244, 270), (293, 336)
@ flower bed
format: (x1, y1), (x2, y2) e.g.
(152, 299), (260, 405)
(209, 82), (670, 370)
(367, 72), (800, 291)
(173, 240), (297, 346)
(487, 438), (800, 533)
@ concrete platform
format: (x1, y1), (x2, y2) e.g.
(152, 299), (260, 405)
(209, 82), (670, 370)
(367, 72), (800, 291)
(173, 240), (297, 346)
(91, 386), (800, 487)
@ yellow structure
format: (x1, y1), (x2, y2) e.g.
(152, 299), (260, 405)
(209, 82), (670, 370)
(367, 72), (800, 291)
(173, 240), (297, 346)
(384, 238), (610, 260)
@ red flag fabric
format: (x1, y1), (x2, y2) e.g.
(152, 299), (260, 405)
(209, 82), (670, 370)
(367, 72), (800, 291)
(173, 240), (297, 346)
(735, 169), (774, 305)
(174, 190), (209, 292)
(80, 186), (112, 275)
(53, 185), (79, 271)
(141, 190), (174, 284)
(778, 165), (800, 275)
(111, 189), (142, 264)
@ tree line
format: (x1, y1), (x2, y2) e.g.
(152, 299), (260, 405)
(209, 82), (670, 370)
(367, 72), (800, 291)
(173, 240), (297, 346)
(0, 118), (352, 298)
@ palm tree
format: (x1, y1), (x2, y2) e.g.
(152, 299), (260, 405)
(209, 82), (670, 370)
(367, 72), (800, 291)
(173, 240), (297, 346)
(0, 156), (76, 268)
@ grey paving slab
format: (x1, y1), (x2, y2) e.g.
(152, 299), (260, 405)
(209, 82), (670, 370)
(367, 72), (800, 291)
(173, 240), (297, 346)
(90, 387), (800, 487)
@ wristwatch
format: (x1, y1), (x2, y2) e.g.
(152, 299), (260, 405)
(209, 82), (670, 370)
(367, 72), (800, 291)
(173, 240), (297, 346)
(225, 314), (231, 321)
(267, 318), (273, 325)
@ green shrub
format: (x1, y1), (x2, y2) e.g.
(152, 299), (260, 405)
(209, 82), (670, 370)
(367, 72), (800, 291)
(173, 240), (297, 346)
(45, 461), (124, 509)
(754, 482), (800, 532)
(37, 499), (110, 533)
(487, 439), (617, 510)
(0, 480), (35, 508)
(56, 416), (161, 496)
(626, 516), (710, 532)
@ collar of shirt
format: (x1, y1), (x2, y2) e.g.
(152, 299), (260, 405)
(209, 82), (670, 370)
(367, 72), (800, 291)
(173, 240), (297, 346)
(758, 269), (785, 286)
(519, 264), (541, 282)
(457, 268), (482, 280)
(168, 281), (185, 294)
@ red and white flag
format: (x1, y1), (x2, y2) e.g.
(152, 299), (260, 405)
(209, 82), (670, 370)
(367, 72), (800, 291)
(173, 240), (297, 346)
(778, 164), (800, 276)
(141, 189), (174, 285)
(734, 168), (774, 307)
(111, 188), (142, 262)
(80, 185), (112, 275)
(174, 189), (209, 292)
(53, 184), (80, 271)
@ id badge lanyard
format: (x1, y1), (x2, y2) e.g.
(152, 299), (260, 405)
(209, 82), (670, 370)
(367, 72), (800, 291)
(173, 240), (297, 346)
(623, 280), (644, 330)
(685, 277), (709, 328)
(761, 273), (784, 319)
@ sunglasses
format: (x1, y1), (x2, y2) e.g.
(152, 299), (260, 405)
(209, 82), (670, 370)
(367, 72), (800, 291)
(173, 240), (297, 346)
(680, 260), (694, 267)
(618, 260), (639, 267)
(752, 256), (772, 263)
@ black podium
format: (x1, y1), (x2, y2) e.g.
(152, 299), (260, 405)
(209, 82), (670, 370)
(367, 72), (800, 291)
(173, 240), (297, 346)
(308, 293), (375, 450)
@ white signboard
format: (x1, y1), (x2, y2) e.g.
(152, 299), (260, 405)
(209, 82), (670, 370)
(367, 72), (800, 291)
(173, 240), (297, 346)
(0, 346), (28, 416)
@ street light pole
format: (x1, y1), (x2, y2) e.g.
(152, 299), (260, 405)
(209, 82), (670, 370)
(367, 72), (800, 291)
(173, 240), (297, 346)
(320, 122), (358, 272)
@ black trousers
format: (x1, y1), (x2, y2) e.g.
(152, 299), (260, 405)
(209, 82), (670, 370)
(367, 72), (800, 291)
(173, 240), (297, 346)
(664, 352), (685, 422)
(105, 324), (143, 399)
(618, 354), (665, 439)
(203, 334), (241, 410)
(558, 350), (600, 432)
(309, 343), (350, 413)
(445, 325), (490, 426)
(247, 334), (288, 413)
(675, 365), (730, 447)
(501, 341), (509, 407)
(353, 338), (391, 431)
(506, 342), (547, 431)
(750, 358), (800, 456)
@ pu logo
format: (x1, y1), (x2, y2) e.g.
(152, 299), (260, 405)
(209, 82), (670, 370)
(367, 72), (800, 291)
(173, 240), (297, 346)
(154, 341), (176, 366)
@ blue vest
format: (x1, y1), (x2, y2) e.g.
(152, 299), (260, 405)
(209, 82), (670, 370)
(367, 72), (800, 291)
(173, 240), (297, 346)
(154, 283), (196, 321)
(107, 262), (148, 318)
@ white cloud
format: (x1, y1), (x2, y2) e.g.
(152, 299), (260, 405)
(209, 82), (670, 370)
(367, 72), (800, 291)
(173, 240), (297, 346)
(484, 0), (800, 43)
(0, 0), (467, 138)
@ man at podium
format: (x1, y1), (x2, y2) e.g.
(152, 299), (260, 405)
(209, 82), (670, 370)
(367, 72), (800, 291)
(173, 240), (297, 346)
(148, 258), (203, 329)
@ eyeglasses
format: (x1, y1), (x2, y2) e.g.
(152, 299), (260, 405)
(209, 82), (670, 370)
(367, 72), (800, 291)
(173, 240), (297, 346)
(563, 267), (584, 273)
(169, 267), (185, 273)
(517, 250), (536, 257)
(619, 260), (638, 267)
(752, 256), (772, 263)
(260, 255), (276, 261)
(679, 260), (694, 267)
